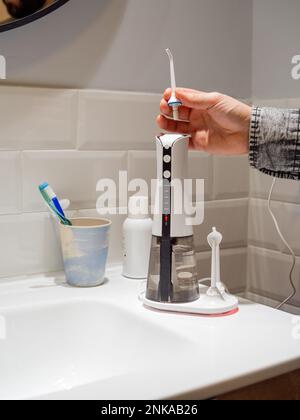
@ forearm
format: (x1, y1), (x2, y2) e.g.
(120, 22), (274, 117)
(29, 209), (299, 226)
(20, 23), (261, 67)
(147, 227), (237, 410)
(249, 107), (300, 180)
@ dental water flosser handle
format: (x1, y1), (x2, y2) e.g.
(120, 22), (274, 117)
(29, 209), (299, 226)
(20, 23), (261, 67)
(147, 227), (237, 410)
(152, 134), (193, 239)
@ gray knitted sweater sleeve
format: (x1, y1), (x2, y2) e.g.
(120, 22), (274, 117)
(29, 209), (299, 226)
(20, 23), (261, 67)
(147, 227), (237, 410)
(249, 107), (300, 180)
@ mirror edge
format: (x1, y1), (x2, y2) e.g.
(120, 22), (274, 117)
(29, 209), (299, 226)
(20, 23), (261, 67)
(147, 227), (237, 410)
(0, 0), (70, 33)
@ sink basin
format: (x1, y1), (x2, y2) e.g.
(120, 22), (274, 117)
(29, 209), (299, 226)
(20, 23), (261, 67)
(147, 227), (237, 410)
(0, 300), (188, 400)
(1, 269), (299, 400)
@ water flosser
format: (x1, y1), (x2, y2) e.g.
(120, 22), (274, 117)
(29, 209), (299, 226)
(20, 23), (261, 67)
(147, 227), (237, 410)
(144, 49), (239, 315)
(146, 49), (198, 304)
(146, 134), (199, 303)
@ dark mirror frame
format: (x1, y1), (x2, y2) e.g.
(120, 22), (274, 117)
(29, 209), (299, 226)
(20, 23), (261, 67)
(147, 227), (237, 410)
(0, 0), (69, 33)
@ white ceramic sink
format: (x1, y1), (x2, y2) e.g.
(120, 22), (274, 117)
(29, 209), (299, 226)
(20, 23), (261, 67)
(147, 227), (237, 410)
(0, 299), (191, 400)
(0, 267), (299, 400)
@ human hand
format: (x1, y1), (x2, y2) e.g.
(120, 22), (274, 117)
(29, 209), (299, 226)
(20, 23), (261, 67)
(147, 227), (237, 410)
(157, 88), (251, 155)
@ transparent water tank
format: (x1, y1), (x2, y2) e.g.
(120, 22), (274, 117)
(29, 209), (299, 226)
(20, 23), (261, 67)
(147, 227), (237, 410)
(146, 236), (199, 303)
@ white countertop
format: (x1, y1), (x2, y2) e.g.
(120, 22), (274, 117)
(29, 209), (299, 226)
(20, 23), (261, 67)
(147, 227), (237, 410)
(0, 265), (299, 400)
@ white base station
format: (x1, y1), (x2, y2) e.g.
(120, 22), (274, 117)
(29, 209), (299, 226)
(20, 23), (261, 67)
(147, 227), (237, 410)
(142, 289), (239, 316)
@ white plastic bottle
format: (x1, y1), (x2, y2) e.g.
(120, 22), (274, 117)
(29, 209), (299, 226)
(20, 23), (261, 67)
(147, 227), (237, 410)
(122, 196), (153, 279)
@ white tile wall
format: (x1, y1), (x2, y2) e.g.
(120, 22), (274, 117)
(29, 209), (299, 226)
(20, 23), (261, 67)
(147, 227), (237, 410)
(279, 201), (300, 257)
(194, 199), (248, 252)
(0, 86), (77, 150)
(0, 215), (24, 278)
(242, 292), (300, 315)
(1, 87), (298, 310)
(128, 151), (156, 203)
(0, 152), (22, 215)
(0, 86), (249, 300)
(248, 198), (285, 253)
(247, 97), (300, 310)
(248, 185), (300, 310)
(248, 246), (300, 307)
(253, 97), (300, 109)
(249, 197), (300, 257)
(252, 98), (291, 108)
(189, 152), (213, 201)
(197, 248), (247, 293)
(250, 168), (300, 204)
(0, 213), (63, 278)
(213, 155), (249, 200)
(0, 86), (164, 278)
(128, 151), (156, 184)
(77, 91), (159, 151)
(22, 151), (127, 212)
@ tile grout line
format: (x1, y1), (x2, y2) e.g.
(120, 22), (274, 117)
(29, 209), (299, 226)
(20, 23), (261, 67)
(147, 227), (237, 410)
(75, 89), (81, 151)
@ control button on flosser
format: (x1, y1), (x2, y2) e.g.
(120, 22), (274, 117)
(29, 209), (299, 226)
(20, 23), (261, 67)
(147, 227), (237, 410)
(164, 155), (171, 164)
(164, 171), (171, 179)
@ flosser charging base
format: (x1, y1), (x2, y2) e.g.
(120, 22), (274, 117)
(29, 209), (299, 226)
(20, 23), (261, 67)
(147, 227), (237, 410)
(141, 285), (239, 316)
(143, 225), (240, 316)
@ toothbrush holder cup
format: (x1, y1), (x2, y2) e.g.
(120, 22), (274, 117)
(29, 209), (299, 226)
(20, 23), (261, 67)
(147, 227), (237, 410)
(60, 218), (112, 288)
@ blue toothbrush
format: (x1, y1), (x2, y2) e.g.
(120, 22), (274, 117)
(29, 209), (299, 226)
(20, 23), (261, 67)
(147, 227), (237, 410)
(39, 183), (72, 226)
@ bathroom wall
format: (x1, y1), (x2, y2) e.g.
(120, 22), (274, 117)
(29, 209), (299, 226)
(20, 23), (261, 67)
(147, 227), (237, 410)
(0, 86), (249, 293)
(248, 0), (300, 311)
(0, 0), (251, 291)
(252, 0), (300, 100)
(0, 0), (253, 97)
(0, 0), (298, 311)
(248, 113), (300, 311)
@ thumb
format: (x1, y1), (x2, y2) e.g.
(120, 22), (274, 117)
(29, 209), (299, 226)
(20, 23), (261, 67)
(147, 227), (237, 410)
(164, 88), (222, 111)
